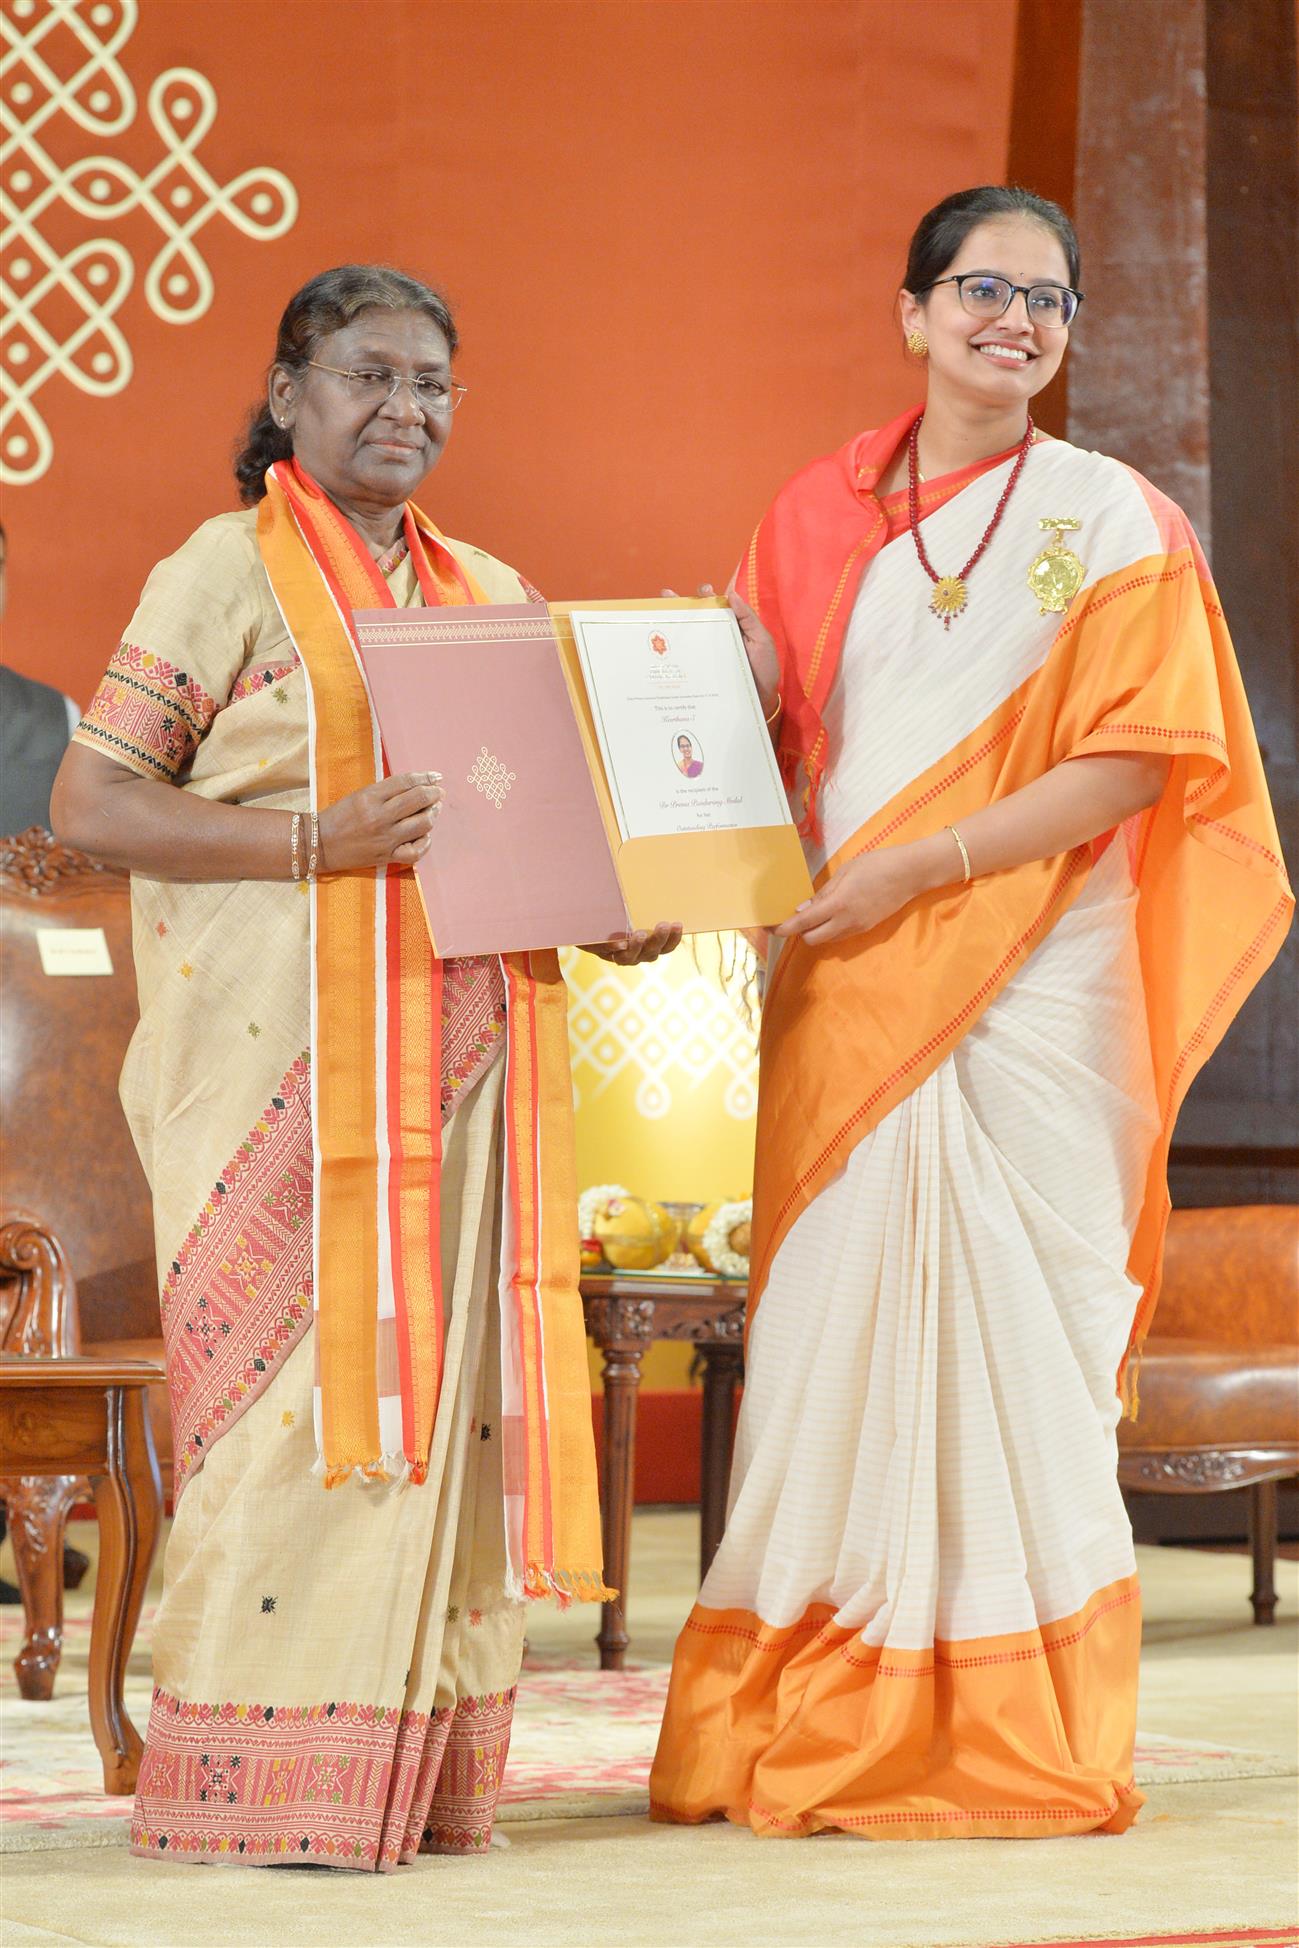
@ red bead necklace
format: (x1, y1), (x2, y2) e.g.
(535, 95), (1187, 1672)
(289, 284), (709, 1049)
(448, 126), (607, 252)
(908, 415), (1035, 629)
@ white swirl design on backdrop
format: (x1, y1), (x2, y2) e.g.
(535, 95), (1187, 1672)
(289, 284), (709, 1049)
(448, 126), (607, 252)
(1, 0), (298, 484)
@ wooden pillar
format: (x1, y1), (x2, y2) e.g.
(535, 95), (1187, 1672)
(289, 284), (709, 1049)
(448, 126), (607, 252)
(1071, 3), (1212, 538)
(1008, 0), (1298, 1203)
(1005, 0), (1082, 438)
(1192, 0), (1299, 1200)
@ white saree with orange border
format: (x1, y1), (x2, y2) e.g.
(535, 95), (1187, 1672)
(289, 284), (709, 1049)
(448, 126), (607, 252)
(649, 411), (1291, 1840)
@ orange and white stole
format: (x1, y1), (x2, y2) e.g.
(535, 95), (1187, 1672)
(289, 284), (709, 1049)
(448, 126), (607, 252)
(258, 460), (607, 1601)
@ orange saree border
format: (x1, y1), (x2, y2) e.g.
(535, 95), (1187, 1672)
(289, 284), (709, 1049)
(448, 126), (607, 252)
(650, 1574), (1144, 1839)
(748, 544), (1292, 1397)
(256, 465), (607, 1597)
(387, 872), (444, 1468)
(501, 954), (609, 1599)
(258, 467), (390, 1472)
(260, 462), (477, 1476)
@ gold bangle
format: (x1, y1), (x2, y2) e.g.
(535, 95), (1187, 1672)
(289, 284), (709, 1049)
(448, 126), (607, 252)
(764, 689), (783, 727)
(307, 811), (320, 881)
(947, 824), (972, 885)
(290, 811), (302, 882)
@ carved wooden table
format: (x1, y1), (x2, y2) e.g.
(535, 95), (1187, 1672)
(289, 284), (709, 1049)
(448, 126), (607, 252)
(581, 1273), (746, 1670)
(0, 1355), (164, 1793)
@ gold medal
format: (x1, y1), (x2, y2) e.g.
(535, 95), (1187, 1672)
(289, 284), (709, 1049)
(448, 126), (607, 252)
(929, 575), (968, 627)
(1027, 517), (1086, 614)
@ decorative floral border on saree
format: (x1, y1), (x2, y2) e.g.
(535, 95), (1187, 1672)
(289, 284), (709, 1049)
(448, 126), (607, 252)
(439, 955), (507, 1125)
(160, 1054), (314, 1497)
(77, 642), (217, 782)
(131, 1685), (516, 1870)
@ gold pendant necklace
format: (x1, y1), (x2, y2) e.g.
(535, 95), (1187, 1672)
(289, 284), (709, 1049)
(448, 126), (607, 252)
(929, 575), (969, 621)
(908, 417), (1036, 629)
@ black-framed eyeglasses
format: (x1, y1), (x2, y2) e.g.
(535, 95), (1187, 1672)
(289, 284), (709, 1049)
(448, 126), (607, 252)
(918, 273), (1083, 329)
(306, 361), (469, 414)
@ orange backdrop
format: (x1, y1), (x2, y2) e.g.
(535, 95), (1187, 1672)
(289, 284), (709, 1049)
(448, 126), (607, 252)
(4, 0), (1016, 703)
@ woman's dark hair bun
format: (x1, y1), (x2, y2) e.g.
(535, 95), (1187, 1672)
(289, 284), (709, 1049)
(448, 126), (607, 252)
(904, 185), (1081, 297)
(233, 264), (458, 505)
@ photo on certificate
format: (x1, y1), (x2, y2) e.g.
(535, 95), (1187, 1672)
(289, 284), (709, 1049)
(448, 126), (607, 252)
(567, 608), (790, 843)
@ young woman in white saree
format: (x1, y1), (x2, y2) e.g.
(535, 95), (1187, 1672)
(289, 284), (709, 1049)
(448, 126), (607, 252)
(650, 187), (1291, 1840)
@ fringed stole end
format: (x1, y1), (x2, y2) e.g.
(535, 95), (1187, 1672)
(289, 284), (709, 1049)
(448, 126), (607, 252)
(1119, 1339), (1143, 1422)
(522, 1563), (618, 1606)
(778, 741), (825, 844)
(316, 1450), (423, 1490)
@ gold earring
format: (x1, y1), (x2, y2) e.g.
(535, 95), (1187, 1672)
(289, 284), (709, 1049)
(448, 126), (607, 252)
(905, 329), (929, 358)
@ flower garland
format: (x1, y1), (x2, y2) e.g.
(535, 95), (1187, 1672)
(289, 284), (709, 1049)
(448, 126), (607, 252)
(578, 1183), (632, 1241)
(701, 1199), (753, 1279)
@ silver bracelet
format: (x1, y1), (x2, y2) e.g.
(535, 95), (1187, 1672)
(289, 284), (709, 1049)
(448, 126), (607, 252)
(307, 811), (320, 881)
(290, 811), (302, 883)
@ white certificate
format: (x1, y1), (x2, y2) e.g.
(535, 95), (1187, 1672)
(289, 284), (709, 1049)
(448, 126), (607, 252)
(568, 607), (790, 842)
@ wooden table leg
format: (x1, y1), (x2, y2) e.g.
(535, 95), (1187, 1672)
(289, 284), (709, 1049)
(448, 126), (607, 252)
(6, 1473), (79, 1700)
(1249, 1478), (1278, 1627)
(699, 1343), (743, 1583)
(88, 1386), (162, 1793)
(596, 1335), (644, 1671)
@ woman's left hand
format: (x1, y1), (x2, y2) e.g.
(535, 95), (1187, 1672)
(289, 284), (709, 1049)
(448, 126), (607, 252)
(775, 846), (930, 946)
(582, 921), (683, 965)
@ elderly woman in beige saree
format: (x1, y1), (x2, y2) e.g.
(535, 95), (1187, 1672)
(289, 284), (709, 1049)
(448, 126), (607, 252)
(55, 264), (677, 1870)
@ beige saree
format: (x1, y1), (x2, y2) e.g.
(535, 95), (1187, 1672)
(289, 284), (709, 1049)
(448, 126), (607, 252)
(75, 509), (574, 1867)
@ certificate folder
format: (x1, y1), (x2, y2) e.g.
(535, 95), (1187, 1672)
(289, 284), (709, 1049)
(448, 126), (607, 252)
(354, 598), (811, 957)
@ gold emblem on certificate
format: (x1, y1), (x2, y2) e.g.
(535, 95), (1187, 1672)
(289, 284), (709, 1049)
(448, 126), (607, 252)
(1027, 517), (1086, 614)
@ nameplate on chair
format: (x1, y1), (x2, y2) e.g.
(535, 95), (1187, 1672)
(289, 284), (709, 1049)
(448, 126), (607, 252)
(36, 928), (113, 976)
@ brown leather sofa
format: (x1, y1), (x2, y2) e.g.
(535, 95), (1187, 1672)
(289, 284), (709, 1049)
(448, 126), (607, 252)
(1117, 1204), (1299, 1624)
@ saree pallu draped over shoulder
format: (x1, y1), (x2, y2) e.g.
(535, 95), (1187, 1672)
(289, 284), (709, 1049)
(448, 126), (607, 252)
(650, 411), (1291, 1840)
(737, 408), (1290, 1376)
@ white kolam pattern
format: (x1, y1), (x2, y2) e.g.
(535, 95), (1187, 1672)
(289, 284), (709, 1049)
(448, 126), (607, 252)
(1, 0), (298, 484)
(560, 944), (759, 1122)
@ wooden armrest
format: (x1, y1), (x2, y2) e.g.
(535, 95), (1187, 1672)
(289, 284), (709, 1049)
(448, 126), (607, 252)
(0, 1214), (81, 1356)
(0, 1355), (165, 1387)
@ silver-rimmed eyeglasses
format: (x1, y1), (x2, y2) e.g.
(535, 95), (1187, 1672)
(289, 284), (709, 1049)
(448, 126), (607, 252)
(305, 361), (469, 414)
(919, 274), (1083, 329)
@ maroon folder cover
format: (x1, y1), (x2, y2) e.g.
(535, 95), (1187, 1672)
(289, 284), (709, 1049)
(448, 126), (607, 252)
(353, 603), (629, 956)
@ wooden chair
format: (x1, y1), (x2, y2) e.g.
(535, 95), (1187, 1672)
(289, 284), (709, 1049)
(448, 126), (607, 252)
(0, 827), (166, 1699)
(1117, 1205), (1299, 1624)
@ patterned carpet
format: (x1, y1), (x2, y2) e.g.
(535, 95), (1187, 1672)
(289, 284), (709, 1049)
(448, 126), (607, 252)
(2, 1525), (1296, 1946)
(1, 1600), (1292, 1854)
